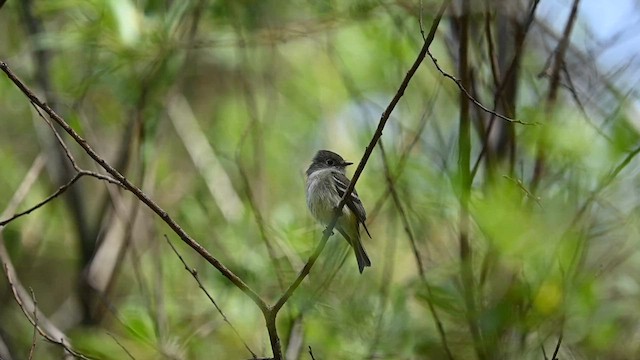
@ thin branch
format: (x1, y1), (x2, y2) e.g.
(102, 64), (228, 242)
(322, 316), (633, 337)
(471, 0), (542, 178)
(164, 235), (257, 359)
(379, 141), (425, 276)
(308, 346), (316, 360)
(0, 100), (121, 228)
(560, 64), (614, 143)
(502, 175), (542, 207)
(531, 0), (581, 192)
(426, 51), (534, 125)
(28, 288), (38, 360)
(4, 264), (92, 360)
(0, 153), (79, 359)
(0, 171), (120, 227)
(0, 173), (80, 226)
(32, 104), (80, 171)
(367, 95), (437, 222)
(378, 141), (453, 360)
(237, 149), (287, 291)
(271, 0), (449, 315)
(106, 333), (136, 360)
(0, 61), (268, 313)
(551, 333), (563, 360)
(257, 4), (450, 358)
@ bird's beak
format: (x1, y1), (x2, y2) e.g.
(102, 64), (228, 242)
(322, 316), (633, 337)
(342, 161), (353, 166)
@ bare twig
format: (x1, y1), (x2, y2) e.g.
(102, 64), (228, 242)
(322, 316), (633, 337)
(471, 0), (542, 179)
(271, 0), (449, 315)
(237, 147), (287, 291)
(0, 154), (83, 359)
(3, 1), (450, 358)
(1, 173), (77, 226)
(0, 101), (120, 229)
(551, 333), (563, 360)
(378, 141), (453, 359)
(0, 155), (45, 225)
(367, 96), (437, 222)
(560, 64), (614, 143)
(502, 175), (542, 207)
(0, 171), (120, 227)
(426, 51), (533, 125)
(4, 264), (92, 360)
(28, 288), (38, 360)
(164, 235), (257, 359)
(531, 0), (581, 192)
(308, 346), (316, 360)
(106, 333), (136, 360)
(0, 61), (268, 312)
(33, 104), (80, 170)
(257, 3), (450, 358)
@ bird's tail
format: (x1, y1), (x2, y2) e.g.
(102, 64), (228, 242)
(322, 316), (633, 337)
(353, 235), (371, 274)
(338, 226), (371, 273)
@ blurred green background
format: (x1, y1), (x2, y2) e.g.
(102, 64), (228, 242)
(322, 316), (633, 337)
(1, 0), (640, 359)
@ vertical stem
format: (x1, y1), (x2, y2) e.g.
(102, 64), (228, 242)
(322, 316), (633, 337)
(265, 309), (283, 360)
(457, 2), (484, 359)
(531, 0), (581, 193)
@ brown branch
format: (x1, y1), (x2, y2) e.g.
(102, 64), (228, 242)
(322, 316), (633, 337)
(164, 235), (257, 359)
(3, 2), (450, 358)
(551, 333), (563, 360)
(271, 0), (449, 316)
(0, 154), (81, 359)
(28, 288), (38, 360)
(0, 171), (120, 227)
(0, 61), (268, 313)
(471, 0), (542, 179)
(367, 96), (437, 222)
(560, 64), (614, 143)
(255, 3), (450, 358)
(0, 101), (122, 227)
(378, 141), (453, 359)
(106, 333), (136, 360)
(426, 52), (534, 126)
(237, 151), (287, 291)
(4, 264), (92, 360)
(541, 343), (549, 360)
(531, 0), (581, 192)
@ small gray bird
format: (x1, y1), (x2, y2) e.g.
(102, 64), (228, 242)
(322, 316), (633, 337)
(306, 150), (372, 273)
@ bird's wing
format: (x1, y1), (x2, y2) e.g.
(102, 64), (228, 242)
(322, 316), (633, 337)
(332, 172), (372, 238)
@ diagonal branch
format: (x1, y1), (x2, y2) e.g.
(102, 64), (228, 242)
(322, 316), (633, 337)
(164, 235), (257, 359)
(378, 141), (454, 359)
(255, 2), (451, 358)
(425, 51), (534, 125)
(271, 0), (449, 315)
(0, 61), (268, 314)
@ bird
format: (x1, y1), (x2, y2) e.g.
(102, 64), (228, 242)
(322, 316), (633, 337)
(305, 150), (372, 273)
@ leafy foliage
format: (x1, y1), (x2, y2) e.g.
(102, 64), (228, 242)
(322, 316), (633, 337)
(1, 0), (640, 359)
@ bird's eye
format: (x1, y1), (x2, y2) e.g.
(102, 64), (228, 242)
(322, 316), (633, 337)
(327, 159), (335, 166)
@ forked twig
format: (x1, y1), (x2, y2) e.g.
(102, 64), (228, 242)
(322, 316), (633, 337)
(4, 264), (92, 359)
